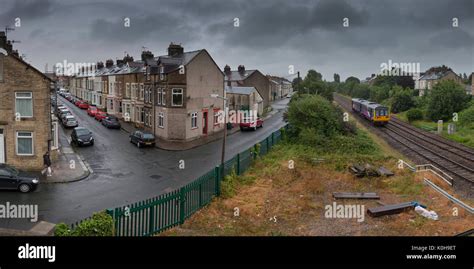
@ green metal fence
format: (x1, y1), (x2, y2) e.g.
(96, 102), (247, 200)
(73, 125), (288, 236)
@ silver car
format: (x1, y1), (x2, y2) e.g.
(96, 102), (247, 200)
(62, 115), (78, 128)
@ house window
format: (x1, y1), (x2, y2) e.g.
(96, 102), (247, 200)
(16, 131), (34, 156)
(214, 110), (221, 125)
(162, 89), (166, 105)
(126, 83), (131, 98)
(172, 88), (183, 106)
(160, 66), (165, 81)
(191, 112), (198, 129)
(156, 88), (162, 105)
(158, 112), (164, 128)
(15, 92), (33, 118)
(140, 83), (144, 100)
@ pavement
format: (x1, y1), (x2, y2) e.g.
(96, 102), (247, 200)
(0, 97), (289, 230)
(41, 122), (91, 183)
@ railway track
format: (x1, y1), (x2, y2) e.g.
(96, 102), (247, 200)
(333, 93), (474, 189)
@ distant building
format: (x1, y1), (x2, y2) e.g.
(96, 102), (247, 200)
(0, 31), (52, 170)
(415, 67), (463, 96)
(224, 65), (271, 109)
(225, 86), (263, 116)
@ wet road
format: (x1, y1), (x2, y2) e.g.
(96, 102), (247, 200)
(0, 97), (289, 229)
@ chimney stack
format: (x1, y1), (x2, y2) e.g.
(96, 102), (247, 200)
(168, 43), (184, 57)
(141, 50), (154, 62)
(123, 54), (134, 64)
(0, 32), (13, 54)
(224, 65), (231, 75)
(116, 59), (124, 66)
(97, 61), (104, 69)
(105, 59), (114, 68)
(238, 65), (245, 74)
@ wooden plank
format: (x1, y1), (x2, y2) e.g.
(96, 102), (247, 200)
(367, 202), (415, 217)
(333, 192), (380, 199)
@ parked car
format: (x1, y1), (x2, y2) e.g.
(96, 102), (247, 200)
(59, 110), (72, 121)
(87, 106), (99, 117)
(102, 116), (121, 129)
(71, 127), (94, 146)
(129, 131), (156, 148)
(0, 164), (39, 193)
(62, 115), (79, 128)
(74, 100), (82, 107)
(94, 111), (107, 121)
(56, 107), (69, 117)
(240, 117), (263, 131)
(78, 101), (89, 110)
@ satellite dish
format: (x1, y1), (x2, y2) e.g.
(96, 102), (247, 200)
(0, 48), (7, 55)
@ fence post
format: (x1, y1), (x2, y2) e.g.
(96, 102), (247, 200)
(236, 153), (240, 175)
(215, 165), (221, 196)
(149, 202), (155, 235)
(272, 132), (275, 146)
(179, 187), (186, 224)
(266, 136), (270, 150)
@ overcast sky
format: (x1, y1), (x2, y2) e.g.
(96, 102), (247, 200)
(1, 0), (473, 81)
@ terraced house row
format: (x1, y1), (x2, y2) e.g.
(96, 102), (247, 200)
(68, 43), (293, 147)
(69, 43), (226, 146)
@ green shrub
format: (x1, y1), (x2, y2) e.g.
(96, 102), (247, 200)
(72, 211), (114, 236)
(54, 223), (73, 236)
(459, 105), (474, 126)
(406, 108), (424, 122)
(426, 80), (470, 121)
(54, 211), (114, 236)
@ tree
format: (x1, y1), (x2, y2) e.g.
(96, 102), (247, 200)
(345, 76), (360, 84)
(390, 86), (414, 113)
(426, 80), (471, 121)
(306, 69), (323, 81)
(334, 73), (340, 83)
(292, 77), (303, 92)
(287, 95), (343, 144)
(352, 83), (371, 99)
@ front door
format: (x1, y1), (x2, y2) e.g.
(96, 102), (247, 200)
(202, 111), (208, 135)
(0, 128), (4, 164)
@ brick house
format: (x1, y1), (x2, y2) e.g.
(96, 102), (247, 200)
(415, 67), (463, 96)
(224, 65), (271, 109)
(0, 32), (52, 170)
(149, 43), (225, 143)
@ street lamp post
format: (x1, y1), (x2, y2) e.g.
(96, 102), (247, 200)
(210, 94), (228, 170)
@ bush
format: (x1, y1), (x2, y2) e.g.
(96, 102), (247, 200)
(459, 105), (474, 126)
(54, 211), (114, 236)
(54, 223), (73, 236)
(287, 95), (343, 139)
(73, 211), (114, 236)
(390, 86), (414, 113)
(426, 80), (470, 121)
(406, 108), (424, 122)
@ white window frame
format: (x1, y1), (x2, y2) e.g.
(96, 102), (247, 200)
(126, 83), (131, 98)
(16, 131), (34, 156)
(158, 112), (164, 128)
(172, 88), (183, 107)
(156, 88), (162, 105)
(140, 83), (144, 100)
(15, 92), (33, 118)
(191, 112), (198, 129)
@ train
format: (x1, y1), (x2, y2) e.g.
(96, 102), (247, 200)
(351, 98), (390, 125)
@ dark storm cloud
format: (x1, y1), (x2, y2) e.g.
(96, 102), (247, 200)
(0, 0), (55, 25)
(1, 0), (472, 80)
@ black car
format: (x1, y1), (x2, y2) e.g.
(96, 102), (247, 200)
(71, 127), (94, 146)
(0, 164), (39, 193)
(129, 130), (156, 148)
(102, 116), (121, 129)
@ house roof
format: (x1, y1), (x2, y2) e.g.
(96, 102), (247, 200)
(153, 50), (203, 74)
(225, 86), (258, 95)
(224, 70), (257, 81)
(419, 70), (456, 80)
